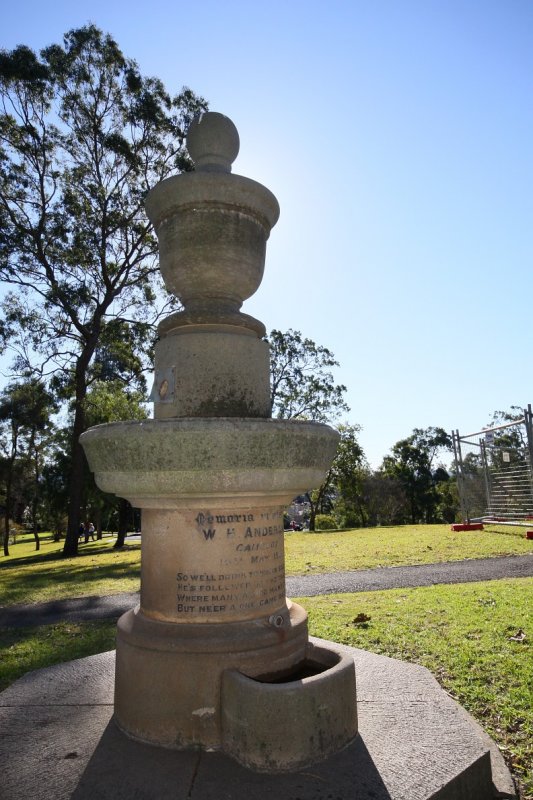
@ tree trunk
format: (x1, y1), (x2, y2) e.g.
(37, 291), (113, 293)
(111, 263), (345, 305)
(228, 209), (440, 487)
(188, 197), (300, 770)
(306, 467), (333, 533)
(3, 440), (16, 557)
(30, 434), (40, 551)
(410, 492), (417, 525)
(357, 498), (367, 527)
(63, 431), (86, 555)
(306, 492), (317, 532)
(94, 507), (103, 540)
(3, 514), (9, 557)
(114, 498), (130, 548)
(63, 356), (91, 557)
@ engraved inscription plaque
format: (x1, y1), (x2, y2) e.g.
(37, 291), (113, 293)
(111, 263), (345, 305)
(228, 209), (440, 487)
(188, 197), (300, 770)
(140, 505), (287, 623)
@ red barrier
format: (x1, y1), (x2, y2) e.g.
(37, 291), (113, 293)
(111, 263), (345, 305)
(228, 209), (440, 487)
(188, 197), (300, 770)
(451, 523), (484, 532)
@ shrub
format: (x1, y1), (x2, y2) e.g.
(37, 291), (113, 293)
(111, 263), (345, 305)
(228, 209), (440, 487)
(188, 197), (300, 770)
(340, 510), (361, 529)
(315, 514), (337, 531)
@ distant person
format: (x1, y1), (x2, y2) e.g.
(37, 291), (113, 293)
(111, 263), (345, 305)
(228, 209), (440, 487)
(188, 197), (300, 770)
(84, 521), (95, 543)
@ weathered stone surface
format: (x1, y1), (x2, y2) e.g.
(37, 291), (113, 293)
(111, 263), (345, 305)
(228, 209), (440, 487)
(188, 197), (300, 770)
(144, 111), (280, 423)
(144, 172), (279, 316)
(0, 705), (115, 800)
(80, 417), (339, 506)
(0, 648), (114, 706)
(186, 111), (240, 173)
(153, 330), (271, 418)
(114, 602), (309, 748)
(78, 111), (351, 762)
(221, 641), (358, 772)
(139, 505), (288, 623)
(80, 413), (343, 754)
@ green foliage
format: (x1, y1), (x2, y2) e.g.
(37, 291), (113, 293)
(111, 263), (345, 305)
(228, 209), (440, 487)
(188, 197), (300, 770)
(266, 331), (358, 532)
(0, 24), (207, 554)
(435, 479), (460, 523)
(0, 25), (202, 346)
(268, 329), (349, 422)
(39, 426), (72, 537)
(381, 427), (453, 524)
(0, 380), (58, 554)
(485, 407), (529, 470)
(0, 380), (56, 431)
(302, 580), (533, 800)
(328, 423), (369, 526)
(358, 472), (408, 526)
(83, 380), (148, 545)
(334, 506), (362, 529)
(91, 319), (154, 394)
(314, 513), (338, 530)
(306, 423), (368, 530)
(84, 380), (148, 426)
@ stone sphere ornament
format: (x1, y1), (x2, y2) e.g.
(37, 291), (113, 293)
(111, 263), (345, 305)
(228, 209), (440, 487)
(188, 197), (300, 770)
(186, 111), (240, 173)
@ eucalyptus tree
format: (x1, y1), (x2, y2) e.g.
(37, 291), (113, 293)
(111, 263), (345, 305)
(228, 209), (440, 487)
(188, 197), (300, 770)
(485, 406), (529, 469)
(0, 379), (56, 554)
(267, 329), (353, 529)
(0, 25), (206, 555)
(328, 423), (369, 527)
(381, 427), (452, 524)
(305, 424), (367, 531)
(268, 329), (349, 422)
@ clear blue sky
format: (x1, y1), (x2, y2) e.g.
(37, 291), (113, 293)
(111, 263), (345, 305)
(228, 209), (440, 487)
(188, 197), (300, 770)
(2, 0), (532, 467)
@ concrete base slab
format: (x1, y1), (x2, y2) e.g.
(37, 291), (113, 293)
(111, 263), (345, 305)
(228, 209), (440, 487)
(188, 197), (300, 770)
(0, 639), (516, 800)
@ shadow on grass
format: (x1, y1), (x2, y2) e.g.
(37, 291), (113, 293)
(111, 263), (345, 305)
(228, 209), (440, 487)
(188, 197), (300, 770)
(0, 546), (141, 607)
(0, 542), (141, 571)
(484, 524), (532, 539)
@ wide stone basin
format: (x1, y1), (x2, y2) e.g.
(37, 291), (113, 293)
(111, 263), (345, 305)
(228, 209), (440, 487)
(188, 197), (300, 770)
(80, 417), (339, 507)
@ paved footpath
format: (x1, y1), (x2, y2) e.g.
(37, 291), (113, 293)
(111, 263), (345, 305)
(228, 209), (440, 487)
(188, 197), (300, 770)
(1, 553), (532, 630)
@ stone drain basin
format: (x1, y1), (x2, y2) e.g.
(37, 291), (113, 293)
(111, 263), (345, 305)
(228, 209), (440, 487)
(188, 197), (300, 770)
(221, 642), (358, 772)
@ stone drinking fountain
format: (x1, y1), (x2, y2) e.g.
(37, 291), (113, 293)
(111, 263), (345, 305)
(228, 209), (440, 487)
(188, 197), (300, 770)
(80, 111), (358, 772)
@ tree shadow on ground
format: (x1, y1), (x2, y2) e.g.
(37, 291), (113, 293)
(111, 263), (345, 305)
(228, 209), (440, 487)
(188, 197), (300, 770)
(0, 552), (141, 606)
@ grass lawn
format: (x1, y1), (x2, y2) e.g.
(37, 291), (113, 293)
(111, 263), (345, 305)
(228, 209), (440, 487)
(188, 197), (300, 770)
(285, 522), (533, 574)
(0, 534), (141, 606)
(1, 524), (531, 607)
(299, 578), (532, 799)
(0, 619), (116, 693)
